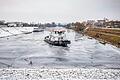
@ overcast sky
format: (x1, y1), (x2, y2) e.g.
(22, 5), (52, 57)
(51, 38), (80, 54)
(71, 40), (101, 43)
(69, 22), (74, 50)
(0, 0), (120, 23)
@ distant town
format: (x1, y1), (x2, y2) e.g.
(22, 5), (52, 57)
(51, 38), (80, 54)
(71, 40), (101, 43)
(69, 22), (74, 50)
(0, 18), (120, 28)
(0, 20), (65, 27)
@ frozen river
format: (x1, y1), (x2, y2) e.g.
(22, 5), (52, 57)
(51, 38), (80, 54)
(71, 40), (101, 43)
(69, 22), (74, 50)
(0, 28), (120, 69)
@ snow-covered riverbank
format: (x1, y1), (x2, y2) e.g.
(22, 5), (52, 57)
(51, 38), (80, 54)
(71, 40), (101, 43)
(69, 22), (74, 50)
(0, 69), (120, 80)
(0, 27), (33, 38)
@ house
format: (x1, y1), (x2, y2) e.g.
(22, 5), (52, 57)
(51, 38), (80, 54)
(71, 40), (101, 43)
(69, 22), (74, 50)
(105, 21), (120, 28)
(7, 22), (23, 27)
(86, 20), (95, 26)
(94, 20), (106, 27)
(8, 23), (17, 27)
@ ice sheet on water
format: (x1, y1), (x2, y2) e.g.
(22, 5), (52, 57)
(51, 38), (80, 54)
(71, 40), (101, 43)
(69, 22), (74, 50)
(0, 28), (120, 69)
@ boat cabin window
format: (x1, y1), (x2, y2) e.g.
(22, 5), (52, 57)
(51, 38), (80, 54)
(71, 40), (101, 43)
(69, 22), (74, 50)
(58, 32), (62, 35)
(52, 30), (65, 35)
(58, 37), (64, 41)
(46, 36), (49, 38)
(55, 31), (57, 34)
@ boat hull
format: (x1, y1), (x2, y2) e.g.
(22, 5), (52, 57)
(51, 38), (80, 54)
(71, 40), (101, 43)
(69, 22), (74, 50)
(44, 38), (71, 47)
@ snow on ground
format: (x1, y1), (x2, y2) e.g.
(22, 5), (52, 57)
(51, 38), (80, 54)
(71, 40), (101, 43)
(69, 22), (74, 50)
(0, 27), (33, 38)
(0, 69), (120, 80)
(0, 28), (11, 37)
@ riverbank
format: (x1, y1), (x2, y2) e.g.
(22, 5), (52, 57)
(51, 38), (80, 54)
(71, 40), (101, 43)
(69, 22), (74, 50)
(85, 27), (120, 48)
(0, 27), (33, 38)
(0, 69), (120, 80)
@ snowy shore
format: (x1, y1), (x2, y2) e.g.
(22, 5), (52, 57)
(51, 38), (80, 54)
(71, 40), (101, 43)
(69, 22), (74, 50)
(0, 69), (120, 80)
(0, 27), (34, 38)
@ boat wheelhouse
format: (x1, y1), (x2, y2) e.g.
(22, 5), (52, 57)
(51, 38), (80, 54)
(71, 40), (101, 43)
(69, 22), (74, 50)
(44, 29), (71, 47)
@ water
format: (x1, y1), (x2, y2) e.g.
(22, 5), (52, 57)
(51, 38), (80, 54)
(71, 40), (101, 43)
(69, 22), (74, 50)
(0, 28), (120, 69)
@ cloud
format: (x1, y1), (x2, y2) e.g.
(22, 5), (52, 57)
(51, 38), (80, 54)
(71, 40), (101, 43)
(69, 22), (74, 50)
(0, 0), (120, 22)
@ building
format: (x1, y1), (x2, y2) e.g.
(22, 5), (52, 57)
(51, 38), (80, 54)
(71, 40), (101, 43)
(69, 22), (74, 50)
(105, 21), (120, 28)
(0, 20), (5, 24)
(7, 23), (17, 27)
(86, 20), (95, 26)
(94, 20), (106, 27)
(7, 22), (23, 27)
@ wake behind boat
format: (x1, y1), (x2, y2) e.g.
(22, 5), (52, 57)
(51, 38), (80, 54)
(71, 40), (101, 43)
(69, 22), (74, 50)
(44, 29), (71, 47)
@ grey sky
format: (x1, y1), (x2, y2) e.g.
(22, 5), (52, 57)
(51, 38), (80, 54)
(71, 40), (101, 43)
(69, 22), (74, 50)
(0, 0), (120, 23)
